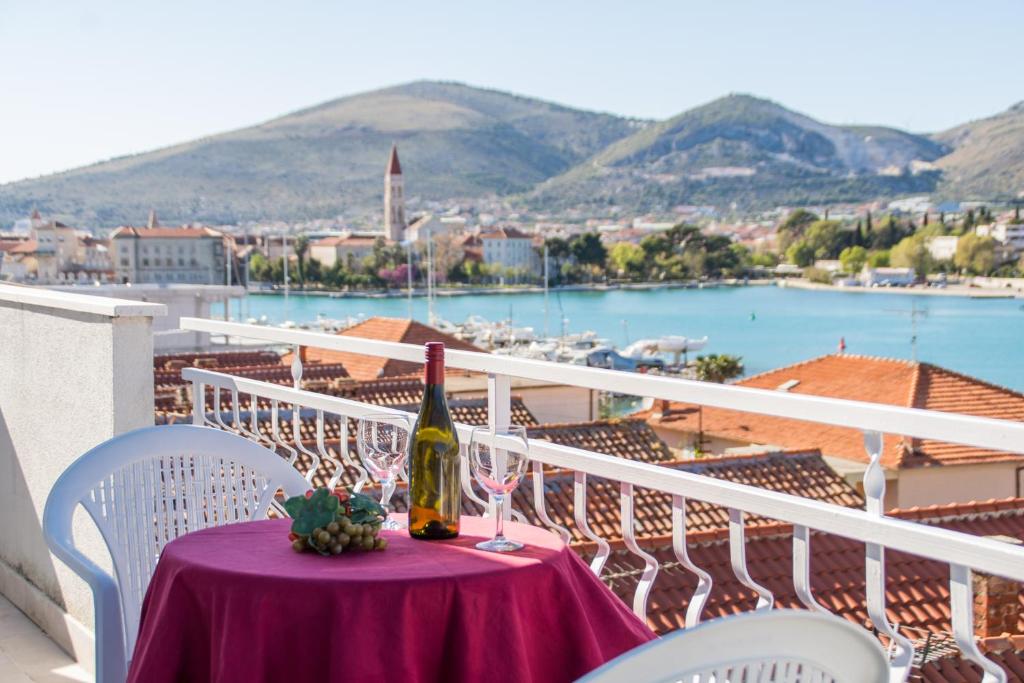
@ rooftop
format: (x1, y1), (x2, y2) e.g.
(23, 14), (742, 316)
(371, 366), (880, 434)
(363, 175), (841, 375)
(644, 354), (1024, 468)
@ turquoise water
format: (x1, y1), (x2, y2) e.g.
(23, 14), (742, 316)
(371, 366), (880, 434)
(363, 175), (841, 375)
(217, 287), (1024, 390)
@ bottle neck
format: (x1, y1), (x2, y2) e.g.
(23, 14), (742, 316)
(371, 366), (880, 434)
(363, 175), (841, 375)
(425, 358), (444, 385)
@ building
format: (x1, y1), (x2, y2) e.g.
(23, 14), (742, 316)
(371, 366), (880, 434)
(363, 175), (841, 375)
(643, 354), (1024, 509)
(926, 235), (959, 261)
(109, 221), (227, 284)
(308, 234), (378, 268)
(480, 227), (540, 276)
(977, 222), (1024, 256)
(405, 214), (467, 243)
(860, 266), (916, 286)
(384, 144), (406, 243)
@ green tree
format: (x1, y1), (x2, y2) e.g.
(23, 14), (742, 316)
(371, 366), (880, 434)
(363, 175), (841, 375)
(293, 234), (310, 285)
(249, 253), (270, 281)
(955, 233), (996, 275)
(777, 210), (819, 250)
(890, 234), (933, 275)
(869, 216), (911, 250)
(839, 245), (868, 274)
(802, 220), (848, 259)
(786, 241), (815, 267)
(570, 232), (608, 268)
(694, 354), (744, 383)
(867, 250), (890, 268)
(607, 242), (645, 279)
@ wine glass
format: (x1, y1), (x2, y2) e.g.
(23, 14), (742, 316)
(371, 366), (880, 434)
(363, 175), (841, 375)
(469, 425), (530, 552)
(357, 413), (411, 531)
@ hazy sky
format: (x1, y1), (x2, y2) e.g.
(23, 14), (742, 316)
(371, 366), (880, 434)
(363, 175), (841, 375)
(1, 0), (1021, 184)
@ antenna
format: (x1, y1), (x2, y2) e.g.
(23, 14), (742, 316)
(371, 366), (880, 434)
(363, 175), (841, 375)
(884, 300), (928, 362)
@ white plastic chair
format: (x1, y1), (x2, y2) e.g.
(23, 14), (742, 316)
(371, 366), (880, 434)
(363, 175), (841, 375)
(43, 424), (310, 683)
(577, 610), (890, 683)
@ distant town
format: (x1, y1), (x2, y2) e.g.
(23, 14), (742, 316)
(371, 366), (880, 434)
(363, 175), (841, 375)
(2, 144), (1022, 296)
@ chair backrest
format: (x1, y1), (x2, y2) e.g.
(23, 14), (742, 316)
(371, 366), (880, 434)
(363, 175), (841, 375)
(577, 610), (890, 683)
(43, 424), (309, 682)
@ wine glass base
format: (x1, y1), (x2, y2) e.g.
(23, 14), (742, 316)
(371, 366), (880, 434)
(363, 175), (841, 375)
(475, 538), (524, 553)
(381, 517), (406, 531)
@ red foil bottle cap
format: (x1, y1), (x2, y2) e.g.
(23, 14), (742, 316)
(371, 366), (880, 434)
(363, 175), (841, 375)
(425, 342), (445, 360)
(424, 342), (445, 383)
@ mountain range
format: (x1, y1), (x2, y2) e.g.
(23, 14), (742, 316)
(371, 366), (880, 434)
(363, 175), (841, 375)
(0, 81), (1021, 227)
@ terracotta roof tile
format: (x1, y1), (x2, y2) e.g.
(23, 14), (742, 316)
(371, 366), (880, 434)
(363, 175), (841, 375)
(527, 419), (676, 464)
(289, 317), (481, 381)
(912, 649), (1024, 682)
(592, 498), (1024, 642)
(111, 226), (223, 239)
(644, 354), (1024, 469)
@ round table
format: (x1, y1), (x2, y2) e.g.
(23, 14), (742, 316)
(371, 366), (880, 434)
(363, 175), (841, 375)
(127, 516), (654, 683)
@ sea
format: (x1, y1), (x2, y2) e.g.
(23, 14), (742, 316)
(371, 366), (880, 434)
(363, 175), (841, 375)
(215, 286), (1024, 391)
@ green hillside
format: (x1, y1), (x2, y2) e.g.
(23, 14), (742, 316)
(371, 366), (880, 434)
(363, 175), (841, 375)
(934, 102), (1024, 201)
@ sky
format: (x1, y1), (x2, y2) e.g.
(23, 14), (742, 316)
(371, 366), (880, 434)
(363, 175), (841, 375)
(1, 0), (1021, 185)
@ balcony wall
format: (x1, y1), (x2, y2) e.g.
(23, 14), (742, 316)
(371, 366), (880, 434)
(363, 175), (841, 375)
(0, 284), (165, 672)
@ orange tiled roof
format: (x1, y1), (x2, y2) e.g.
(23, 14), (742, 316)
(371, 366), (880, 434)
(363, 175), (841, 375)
(594, 498), (1024, 640)
(479, 227), (531, 240)
(288, 317), (481, 381)
(111, 226), (222, 239)
(644, 354), (1024, 469)
(8, 239), (38, 254)
(913, 647), (1024, 681)
(154, 350), (282, 370)
(528, 419), (675, 464)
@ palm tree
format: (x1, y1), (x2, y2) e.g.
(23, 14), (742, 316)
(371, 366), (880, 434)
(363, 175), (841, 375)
(694, 354), (744, 383)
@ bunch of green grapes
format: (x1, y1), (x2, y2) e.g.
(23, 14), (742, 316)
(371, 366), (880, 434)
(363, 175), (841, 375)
(290, 515), (387, 555)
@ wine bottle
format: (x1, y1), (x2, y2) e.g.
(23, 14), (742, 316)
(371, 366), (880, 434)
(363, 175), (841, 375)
(408, 342), (461, 539)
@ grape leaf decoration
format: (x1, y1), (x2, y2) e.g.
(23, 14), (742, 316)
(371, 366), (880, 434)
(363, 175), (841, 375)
(284, 488), (339, 535)
(347, 491), (385, 525)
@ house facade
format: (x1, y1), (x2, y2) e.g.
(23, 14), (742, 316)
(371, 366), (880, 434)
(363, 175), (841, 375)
(110, 225), (227, 284)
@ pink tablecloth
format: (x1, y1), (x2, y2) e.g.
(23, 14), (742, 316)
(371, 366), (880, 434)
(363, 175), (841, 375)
(127, 516), (653, 683)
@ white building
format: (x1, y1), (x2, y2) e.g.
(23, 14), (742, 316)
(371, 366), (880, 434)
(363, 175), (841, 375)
(926, 235), (959, 261)
(110, 224), (227, 284)
(860, 266), (916, 287)
(976, 222), (1024, 254)
(477, 227), (539, 275)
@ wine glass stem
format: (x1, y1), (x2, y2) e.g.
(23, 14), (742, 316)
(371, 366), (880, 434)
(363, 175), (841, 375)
(494, 494), (505, 541)
(380, 478), (395, 517)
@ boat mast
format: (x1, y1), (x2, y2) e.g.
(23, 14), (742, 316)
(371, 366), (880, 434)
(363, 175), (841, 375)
(406, 239), (413, 320)
(282, 232), (289, 323)
(543, 241), (549, 337)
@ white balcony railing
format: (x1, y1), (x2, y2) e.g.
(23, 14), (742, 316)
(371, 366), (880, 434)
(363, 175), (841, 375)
(178, 317), (1024, 683)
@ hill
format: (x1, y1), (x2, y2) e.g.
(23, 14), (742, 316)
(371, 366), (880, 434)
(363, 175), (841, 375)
(933, 101), (1024, 201)
(529, 94), (948, 211)
(0, 81), (640, 227)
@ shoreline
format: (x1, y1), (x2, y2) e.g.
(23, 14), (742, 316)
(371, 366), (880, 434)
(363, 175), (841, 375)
(245, 276), (1022, 301)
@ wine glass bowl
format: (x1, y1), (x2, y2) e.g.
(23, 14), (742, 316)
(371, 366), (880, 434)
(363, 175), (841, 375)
(469, 425), (530, 552)
(357, 414), (412, 531)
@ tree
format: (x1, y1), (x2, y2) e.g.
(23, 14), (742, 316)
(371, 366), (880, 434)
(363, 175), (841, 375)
(867, 250), (890, 268)
(802, 220), (848, 259)
(694, 354), (744, 383)
(870, 216), (911, 250)
(569, 233), (607, 268)
(293, 234), (310, 285)
(607, 242), (645, 279)
(890, 234), (933, 275)
(544, 237), (571, 283)
(777, 209), (818, 250)
(839, 245), (868, 274)
(785, 241), (815, 267)
(249, 253), (270, 281)
(955, 233), (996, 275)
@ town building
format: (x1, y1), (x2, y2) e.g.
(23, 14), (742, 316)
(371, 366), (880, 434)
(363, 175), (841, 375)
(926, 235), (959, 261)
(384, 144), (406, 242)
(405, 214), (468, 243)
(308, 234), (378, 268)
(642, 354), (1024, 509)
(110, 218), (227, 285)
(479, 226), (540, 276)
(977, 222), (1024, 257)
(860, 266), (916, 286)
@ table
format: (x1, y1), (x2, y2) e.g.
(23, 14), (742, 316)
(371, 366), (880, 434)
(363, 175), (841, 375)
(127, 516), (654, 683)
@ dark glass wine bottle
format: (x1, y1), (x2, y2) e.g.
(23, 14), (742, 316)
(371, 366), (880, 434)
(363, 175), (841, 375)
(408, 342), (461, 540)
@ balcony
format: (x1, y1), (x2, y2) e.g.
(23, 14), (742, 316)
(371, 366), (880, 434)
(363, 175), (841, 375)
(2, 284), (1024, 682)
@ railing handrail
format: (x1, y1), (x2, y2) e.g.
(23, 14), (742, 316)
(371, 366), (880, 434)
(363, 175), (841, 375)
(180, 317), (1024, 455)
(184, 366), (1024, 582)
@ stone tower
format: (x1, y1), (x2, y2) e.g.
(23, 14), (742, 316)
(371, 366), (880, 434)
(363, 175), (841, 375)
(384, 143), (406, 242)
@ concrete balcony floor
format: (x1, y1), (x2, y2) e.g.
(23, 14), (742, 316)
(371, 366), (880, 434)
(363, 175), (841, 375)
(0, 596), (89, 683)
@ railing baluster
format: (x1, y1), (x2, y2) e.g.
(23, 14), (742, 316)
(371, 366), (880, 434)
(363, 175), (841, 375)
(314, 410), (344, 488)
(792, 524), (826, 613)
(191, 380), (205, 426)
(460, 439), (491, 515)
(671, 494), (712, 628)
(862, 430), (914, 682)
(619, 482), (658, 621)
(335, 414), (368, 492)
(291, 344), (302, 390)
(530, 462), (571, 543)
(949, 564), (1006, 683)
(727, 508), (773, 609)
(574, 471), (609, 575)
(269, 399), (298, 465)
(487, 372), (513, 521)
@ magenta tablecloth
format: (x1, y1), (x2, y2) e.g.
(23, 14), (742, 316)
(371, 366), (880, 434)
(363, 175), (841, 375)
(127, 516), (654, 683)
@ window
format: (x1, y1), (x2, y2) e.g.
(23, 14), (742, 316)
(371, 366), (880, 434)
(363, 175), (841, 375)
(178, 258), (184, 266)
(120, 258), (129, 267)
(142, 258), (149, 267)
